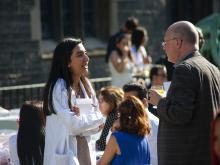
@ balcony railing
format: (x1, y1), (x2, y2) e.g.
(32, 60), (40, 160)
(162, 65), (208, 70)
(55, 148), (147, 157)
(0, 77), (112, 109)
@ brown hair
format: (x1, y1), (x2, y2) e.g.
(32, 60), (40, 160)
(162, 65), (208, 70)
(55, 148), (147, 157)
(99, 86), (124, 113)
(118, 96), (151, 136)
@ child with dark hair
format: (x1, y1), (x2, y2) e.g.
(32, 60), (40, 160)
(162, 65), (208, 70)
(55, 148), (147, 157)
(96, 87), (124, 151)
(9, 101), (45, 165)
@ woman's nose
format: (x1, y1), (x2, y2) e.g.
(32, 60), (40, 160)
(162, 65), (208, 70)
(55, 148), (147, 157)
(84, 53), (89, 62)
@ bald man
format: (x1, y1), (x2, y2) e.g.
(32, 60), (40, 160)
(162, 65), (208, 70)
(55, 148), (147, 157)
(149, 21), (220, 165)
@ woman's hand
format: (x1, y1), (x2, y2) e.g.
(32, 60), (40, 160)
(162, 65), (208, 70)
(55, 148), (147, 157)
(71, 105), (80, 116)
(98, 123), (105, 131)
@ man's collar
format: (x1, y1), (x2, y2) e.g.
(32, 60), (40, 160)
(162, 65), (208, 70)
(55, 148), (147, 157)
(174, 50), (198, 67)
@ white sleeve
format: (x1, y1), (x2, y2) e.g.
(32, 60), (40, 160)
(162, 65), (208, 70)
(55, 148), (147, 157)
(9, 134), (20, 165)
(140, 46), (147, 57)
(52, 79), (104, 135)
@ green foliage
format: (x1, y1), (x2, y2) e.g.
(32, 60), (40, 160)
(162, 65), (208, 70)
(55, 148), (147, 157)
(197, 13), (220, 68)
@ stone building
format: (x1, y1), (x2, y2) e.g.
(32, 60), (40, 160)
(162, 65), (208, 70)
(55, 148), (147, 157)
(0, 0), (219, 86)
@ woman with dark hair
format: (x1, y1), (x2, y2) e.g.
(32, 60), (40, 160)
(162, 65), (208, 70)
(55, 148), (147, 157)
(96, 87), (124, 151)
(108, 33), (135, 88)
(43, 38), (103, 165)
(97, 96), (151, 165)
(131, 27), (152, 72)
(9, 101), (45, 165)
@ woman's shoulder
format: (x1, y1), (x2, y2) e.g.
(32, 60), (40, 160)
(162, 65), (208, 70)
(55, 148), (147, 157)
(112, 131), (128, 138)
(112, 131), (146, 140)
(55, 78), (66, 86)
(54, 78), (67, 91)
(109, 50), (121, 60)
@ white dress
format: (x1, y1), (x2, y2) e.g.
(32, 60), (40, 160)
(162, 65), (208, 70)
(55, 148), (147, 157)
(131, 45), (148, 71)
(109, 58), (134, 88)
(43, 79), (104, 165)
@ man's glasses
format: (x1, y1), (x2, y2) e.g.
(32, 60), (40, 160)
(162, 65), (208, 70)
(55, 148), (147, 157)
(161, 38), (177, 49)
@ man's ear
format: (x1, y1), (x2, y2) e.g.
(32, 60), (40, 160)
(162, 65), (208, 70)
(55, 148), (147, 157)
(142, 98), (148, 108)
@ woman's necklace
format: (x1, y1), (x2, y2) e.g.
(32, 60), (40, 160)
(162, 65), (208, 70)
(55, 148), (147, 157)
(75, 87), (81, 98)
(72, 83), (81, 98)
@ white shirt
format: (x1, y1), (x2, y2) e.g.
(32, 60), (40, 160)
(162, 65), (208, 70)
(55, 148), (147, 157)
(147, 110), (159, 165)
(131, 45), (147, 71)
(109, 58), (134, 88)
(9, 134), (20, 165)
(43, 79), (104, 165)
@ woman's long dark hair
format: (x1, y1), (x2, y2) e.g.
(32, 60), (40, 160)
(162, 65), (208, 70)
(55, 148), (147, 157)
(17, 101), (45, 165)
(131, 27), (147, 51)
(115, 34), (134, 62)
(43, 38), (91, 116)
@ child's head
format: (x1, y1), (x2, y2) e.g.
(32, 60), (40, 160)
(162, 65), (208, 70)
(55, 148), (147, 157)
(116, 34), (131, 54)
(117, 96), (151, 136)
(98, 86), (124, 116)
(132, 26), (148, 50)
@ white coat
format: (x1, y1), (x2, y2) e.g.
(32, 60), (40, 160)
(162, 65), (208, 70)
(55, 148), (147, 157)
(43, 79), (104, 165)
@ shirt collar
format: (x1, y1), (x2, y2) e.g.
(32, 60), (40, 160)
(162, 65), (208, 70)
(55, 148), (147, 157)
(174, 50), (198, 67)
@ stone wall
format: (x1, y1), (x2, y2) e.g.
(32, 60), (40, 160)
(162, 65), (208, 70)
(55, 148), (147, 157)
(117, 0), (167, 61)
(0, 0), (43, 86)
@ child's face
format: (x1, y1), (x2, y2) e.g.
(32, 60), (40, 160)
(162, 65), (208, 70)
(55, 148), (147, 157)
(98, 94), (111, 117)
(116, 37), (130, 53)
(214, 119), (220, 157)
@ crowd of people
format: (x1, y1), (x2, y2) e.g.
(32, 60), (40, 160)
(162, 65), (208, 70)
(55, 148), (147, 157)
(0, 16), (220, 165)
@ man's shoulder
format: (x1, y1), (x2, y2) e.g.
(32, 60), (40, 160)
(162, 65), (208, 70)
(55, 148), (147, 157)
(183, 53), (219, 73)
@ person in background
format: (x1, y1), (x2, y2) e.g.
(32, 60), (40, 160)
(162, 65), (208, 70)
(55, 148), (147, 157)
(147, 65), (167, 116)
(149, 21), (220, 165)
(123, 82), (159, 165)
(155, 55), (174, 81)
(97, 96), (151, 165)
(43, 38), (103, 165)
(196, 27), (205, 50)
(96, 87), (124, 151)
(211, 110), (220, 165)
(9, 101), (45, 165)
(106, 16), (139, 63)
(131, 26), (152, 72)
(148, 65), (167, 89)
(108, 34), (135, 88)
